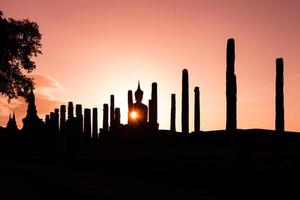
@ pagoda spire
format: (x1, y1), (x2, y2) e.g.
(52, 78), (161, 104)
(22, 89), (44, 132)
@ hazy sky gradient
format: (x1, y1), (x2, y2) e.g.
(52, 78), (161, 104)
(1, 0), (300, 131)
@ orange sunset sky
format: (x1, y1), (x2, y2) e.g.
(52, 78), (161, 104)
(1, 0), (300, 132)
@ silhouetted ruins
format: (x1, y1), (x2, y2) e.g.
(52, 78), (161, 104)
(60, 105), (66, 130)
(110, 95), (115, 131)
(102, 103), (109, 133)
(194, 86), (200, 132)
(128, 82), (148, 127)
(127, 90), (133, 124)
(76, 104), (83, 133)
(22, 89), (44, 134)
(6, 112), (17, 133)
(0, 38), (289, 155)
(68, 101), (74, 120)
(149, 82), (158, 130)
(276, 58), (285, 133)
(0, 38), (289, 144)
(170, 93), (176, 132)
(182, 69), (189, 134)
(226, 38), (237, 133)
(115, 107), (121, 127)
(0, 38), (297, 199)
(84, 108), (91, 139)
(92, 108), (98, 140)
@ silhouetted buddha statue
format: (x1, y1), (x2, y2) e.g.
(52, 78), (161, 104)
(128, 82), (148, 127)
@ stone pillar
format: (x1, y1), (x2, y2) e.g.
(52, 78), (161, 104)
(149, 82), (157, 124)
(92, 108), (98, 139)
(54, 108), (59, 132)
(182, 69), (189, 134)
(76, 104), (83, 133)
(194, 87), (200, 132)
(171, 93), (176, 132)
(103, 104), (109, 132)
(115, 108), (121, 127)
(45, 114), (50, 127)
(60, 105), (66, 130)
(110, 95), (115, 130)
(84, 108), (91, 138)
(276, 58), (284, 133)
(148, 99), (152, 123)
(149, 82), (158, 129)
(226, 38), (237, 133)
(128, 90), (133, 123)
(152, 82), (158, 124)
(50, 112), (55, 131)
(67, 102), (74, 120)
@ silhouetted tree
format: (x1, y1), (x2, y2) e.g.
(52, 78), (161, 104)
(0, 11), (42, 101)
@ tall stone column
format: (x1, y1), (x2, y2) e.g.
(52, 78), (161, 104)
(128, 90), (133, 124)
(226, 38), (237, 133)
(103, 104), (109, 132)
(115, 108), (121, 127)
(276, 58), (284, 133)
(54, 108), (59, 132)
(110, 95), (115, 131)
(170, 93), (176, 132)
(76, 104), (83, 133)
(60, 105), (66, 131)
(149, 99), (152, 123)
(84, 108), (91, 138)
(67, 102), (74, 120)
(92, 108), (98, 139)
(182, 69), (189, 134)
(50, 112), (55, 131)
(194, 87), (200, 132)
(149, 82), (158, 129)
(45, 114), (50, 127)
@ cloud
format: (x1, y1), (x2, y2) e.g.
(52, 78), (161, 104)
(0, 74), (64, 128)
(30, 74), (65, 99)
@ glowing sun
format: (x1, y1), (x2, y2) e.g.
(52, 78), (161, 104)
(130, 111), (138, 119)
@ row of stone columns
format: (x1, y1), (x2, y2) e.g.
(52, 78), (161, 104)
(45, 102), (100, 139)
(178, 39), (284, 134)
(225, 38), (285, 133)
(44, 38), (285, 135)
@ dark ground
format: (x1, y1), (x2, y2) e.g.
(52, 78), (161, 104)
(1, 129), (300, 199)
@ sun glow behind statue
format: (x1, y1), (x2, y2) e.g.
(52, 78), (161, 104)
(130, 111), (138, 120)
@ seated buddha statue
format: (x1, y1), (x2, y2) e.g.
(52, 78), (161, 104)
(128, 82), (148, 127)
